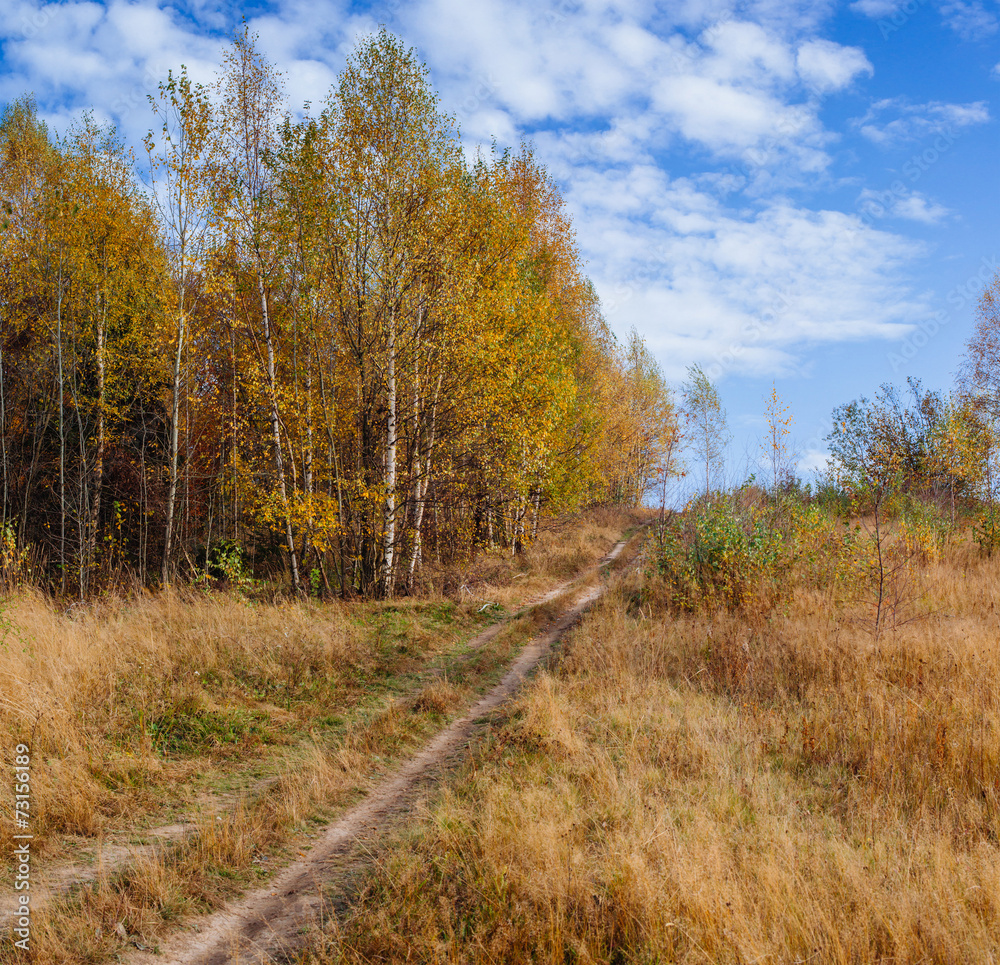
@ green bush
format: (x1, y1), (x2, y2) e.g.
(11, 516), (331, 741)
(973, 506), (1000, 556)
(654, 492), (787, 611)
(205, 539), (253, 588)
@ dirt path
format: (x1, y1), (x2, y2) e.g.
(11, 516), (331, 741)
(127, 537), (630, 965)
(0, 535), (634, 931)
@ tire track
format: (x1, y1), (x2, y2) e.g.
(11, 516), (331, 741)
(128, 536), (632, 965)
(0, 545), (617, 930)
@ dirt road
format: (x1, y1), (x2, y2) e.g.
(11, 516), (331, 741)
(127, 537), (631, 965)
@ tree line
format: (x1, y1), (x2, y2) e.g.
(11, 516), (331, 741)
(0, 29), (679, 597)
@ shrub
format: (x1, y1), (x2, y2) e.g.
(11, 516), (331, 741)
(973, 505), (1000, 556)
(893, 493), (949, 562)
(204, 539), (253, 588)
(653, 491), (787, 612)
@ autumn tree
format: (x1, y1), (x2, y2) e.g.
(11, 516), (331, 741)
(962, 269), (1000, 411)
(600, 329), (679, 507)
(0, 97), (56, 555)
(827, 380), (944, 501)
(682, 364), (729, 497)
(928, 394), (993, 521)
(0, 29), (673, 597)
(145, 66), (215, 584)
(211, 28), (307, 591)
(56, 119), (167, 593)
(960, 269), (1000, 504)
(762, 381), (793, 495)
(0, 104), (167, 592)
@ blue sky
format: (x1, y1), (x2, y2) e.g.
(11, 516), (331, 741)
(2, 0), (997, 490)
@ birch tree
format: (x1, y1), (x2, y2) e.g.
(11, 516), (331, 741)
(682, 364), (729, 497)
(214, 28), (302, 592)
(146, 67), (214, 584)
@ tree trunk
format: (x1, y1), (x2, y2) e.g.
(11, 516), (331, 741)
(407, 371), (442, 591)
(161, 307), (185, 585)
(56, 254), (67, 596)
(88, 291), (106, 586)
(302, 341), (314, 567)
(259, 273), (301, 592)
(0, 341), (7, 530)
(382, 303), (397, 597)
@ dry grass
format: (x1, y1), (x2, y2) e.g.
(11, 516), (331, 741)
(302, 523), (1000, 965)
(0, 590), (370, 853)
(420, 505), (648, 607)
(0, 587), (491, 964)
(0, 505), (636, 962)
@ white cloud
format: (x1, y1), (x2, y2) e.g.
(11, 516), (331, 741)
(735, 0), (839, 35)
(0, 0), (945, 391)
(0, 0), (225, 141)
(700, 20), (797, 87)
(653, 75), (809, 152)
(890, 193), (950, 223)
(0, 0), (373, 142)
(394, 0), (655, 124)
(796, 39), (872, 94)
(399, 0), (849, 175)
(849, 0), (904, 16)
(797, 448), (831, 478)
(389, 0), (934, 380)
(858, 187), (950, 223)
(940, 0), (999, 39)
(856, 97), (990, 146)
(555, 158), (929, 380)
(851, 0), (1000, 38)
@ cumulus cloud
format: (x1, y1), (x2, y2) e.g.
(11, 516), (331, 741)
(889, 193), (951, 223)
(397, 0), (851, 174)
(939, 0), (999, 39)
(796, 39), (872, 94)
(1, 1), (220, 141)
(797, 448), (831, 478)
(0, 0), (942, 388)
(848, 0), (905, 16)
(555, 159), (929, 380)
(699, 20), (797, 87)
(0, 0), (373, 143)
(653, 75), (811, 153)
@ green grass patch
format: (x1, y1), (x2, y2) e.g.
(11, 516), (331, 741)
(148, 699), (272, 755)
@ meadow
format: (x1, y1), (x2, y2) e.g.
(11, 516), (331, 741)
(0, 508), (638, 963)
(296, 491), (1000, 965)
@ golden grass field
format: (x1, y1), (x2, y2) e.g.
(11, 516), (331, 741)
(0, 508), (638, 963)
(5, 504), (1000, 964)
(296, 517), (1000, 964)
